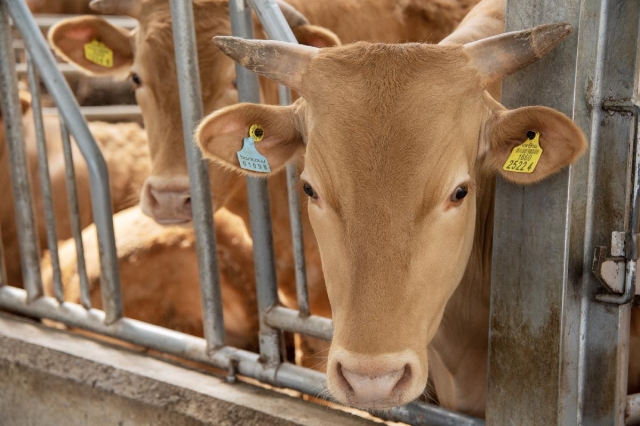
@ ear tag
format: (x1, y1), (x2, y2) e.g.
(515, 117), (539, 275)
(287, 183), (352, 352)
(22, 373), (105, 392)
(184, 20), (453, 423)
(236, 124), (271, 173)
(83, 39), (114, 68)
(502, 131), (543, 173)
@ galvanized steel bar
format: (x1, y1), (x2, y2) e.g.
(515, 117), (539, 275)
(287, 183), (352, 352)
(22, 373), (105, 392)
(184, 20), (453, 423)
(229, 0), (282, 368)
(25, 53), (64, 303)
(5, 0), (122, 323)
(250, 0), (310, 315)
(169, 0), (226, 350)
(59, 119), (91, 309)
(265, 306), (332, 341)
(0, 0), (42, 301)
(627, 394), (640, 425)
(0, 285), (481, 426)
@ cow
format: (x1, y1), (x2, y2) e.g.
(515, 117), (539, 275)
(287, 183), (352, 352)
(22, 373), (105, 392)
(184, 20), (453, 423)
(0, 89), (148, 287)
(27, 0), (95, 15)
(41, 205), (259, 350)
(194, 20), (588, 418)
(47, 0), (482, 369)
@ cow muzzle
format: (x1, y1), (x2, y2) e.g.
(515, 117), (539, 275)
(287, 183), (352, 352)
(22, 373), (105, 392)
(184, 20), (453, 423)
(327, 347), (424, 409)
(140, 176), (192, 225)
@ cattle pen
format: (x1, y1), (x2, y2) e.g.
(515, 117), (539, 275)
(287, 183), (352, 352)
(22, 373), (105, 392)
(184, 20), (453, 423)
(0, 0), (639, 425)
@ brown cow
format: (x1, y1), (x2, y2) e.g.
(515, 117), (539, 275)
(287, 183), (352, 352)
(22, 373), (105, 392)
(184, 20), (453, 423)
(47, 0), (481, 369)
(195, 22), (586, 417)
(0, 90), (148, 287)
(42, 206), (259, 350)
(27, 0), (95, 14)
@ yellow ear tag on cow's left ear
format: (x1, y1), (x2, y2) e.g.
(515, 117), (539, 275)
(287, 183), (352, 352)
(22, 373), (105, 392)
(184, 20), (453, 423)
(502, 131), (543, 173)
(83, 39), (114, 68)
(237, 124), (271, 173)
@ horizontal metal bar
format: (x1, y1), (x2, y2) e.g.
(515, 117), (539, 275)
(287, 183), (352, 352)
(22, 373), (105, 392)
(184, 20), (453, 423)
(265, 306), (333, 341)
(42, 105), (142, 122)
(628, 393), (640, 425)
(16, 63), (83, 77)
(0, 286), (479, 425)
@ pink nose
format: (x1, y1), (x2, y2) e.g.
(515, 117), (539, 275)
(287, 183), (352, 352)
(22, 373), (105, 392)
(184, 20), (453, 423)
(140, 176), (192, 225)
(327, 349), (422, 409)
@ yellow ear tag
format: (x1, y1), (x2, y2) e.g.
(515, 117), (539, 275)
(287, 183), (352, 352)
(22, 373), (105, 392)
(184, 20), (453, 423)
(502, 131), (543, 173)
(83, 39), (114, 68)
(249, 124), (264, 142)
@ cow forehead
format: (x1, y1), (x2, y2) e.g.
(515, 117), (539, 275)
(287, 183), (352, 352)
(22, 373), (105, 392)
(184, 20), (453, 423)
(301, 42), (484, 212)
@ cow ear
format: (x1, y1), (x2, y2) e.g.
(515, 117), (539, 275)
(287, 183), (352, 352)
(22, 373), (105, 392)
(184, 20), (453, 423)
(484, 106), (587, 184)
(292, 24), (341, 48)
(196, 102), (304, 176)
(48, 16), (133, 76)
(19, 91), (32, 115)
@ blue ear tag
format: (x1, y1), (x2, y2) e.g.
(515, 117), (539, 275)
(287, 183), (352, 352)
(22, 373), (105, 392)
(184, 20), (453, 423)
(236, 124), (271, 173)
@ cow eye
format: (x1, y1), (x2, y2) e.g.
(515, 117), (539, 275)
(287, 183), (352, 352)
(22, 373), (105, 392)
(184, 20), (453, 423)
(130, 73), (142, 86)
(302, 182), (318, 200)
(451, 186), (468, 202)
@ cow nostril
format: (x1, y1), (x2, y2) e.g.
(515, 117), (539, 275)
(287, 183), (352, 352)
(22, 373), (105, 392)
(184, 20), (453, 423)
(336, 363), (353, 393)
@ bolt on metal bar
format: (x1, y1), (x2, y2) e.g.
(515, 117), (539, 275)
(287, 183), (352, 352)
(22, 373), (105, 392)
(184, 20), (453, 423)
(25, 53), (64, 303)
(0, 0), (42, 301)
(169, 0), (226, 350)
(59, 119), (91, 309)
(229, 0), (282, 368)
(0, 285), (483, 426)
(250, 0), (311, 316)
(5, 0), (123, 323)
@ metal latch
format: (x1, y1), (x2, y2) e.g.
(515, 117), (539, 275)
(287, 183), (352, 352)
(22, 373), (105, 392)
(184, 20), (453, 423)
(593, 232), (638, 303)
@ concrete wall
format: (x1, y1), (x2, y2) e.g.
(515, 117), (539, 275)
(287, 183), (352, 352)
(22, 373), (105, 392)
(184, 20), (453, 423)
(0, 313), (376, 426)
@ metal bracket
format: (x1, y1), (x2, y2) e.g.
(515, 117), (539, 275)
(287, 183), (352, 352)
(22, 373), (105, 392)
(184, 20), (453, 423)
(593, 100), (640, 304)
(226, 355), (239, 384)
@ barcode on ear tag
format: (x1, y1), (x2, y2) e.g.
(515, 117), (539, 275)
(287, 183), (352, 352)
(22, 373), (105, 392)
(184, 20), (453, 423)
(237, 137), (271, 173)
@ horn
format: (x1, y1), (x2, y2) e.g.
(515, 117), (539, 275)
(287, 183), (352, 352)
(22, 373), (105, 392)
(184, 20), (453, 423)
(275, 0), (310, 27)
(464, 23), (572, 88)
(89, 0), (141, 19)
(213, 36), (318, 92)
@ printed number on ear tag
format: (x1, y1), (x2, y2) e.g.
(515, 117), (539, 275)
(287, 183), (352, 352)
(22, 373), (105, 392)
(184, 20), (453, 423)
(502, 131), (543, 174)
(84, 40), (114, 68)
(237, 137), (271, 173)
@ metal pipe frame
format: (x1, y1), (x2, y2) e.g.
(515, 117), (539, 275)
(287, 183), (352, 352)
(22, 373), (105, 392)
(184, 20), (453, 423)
(229, 0), (282, 371)
(4, 0), (123, 324)
(25, 53), (64, 303)
(168, 0), (226, 351)
(0, 0), (42, 301)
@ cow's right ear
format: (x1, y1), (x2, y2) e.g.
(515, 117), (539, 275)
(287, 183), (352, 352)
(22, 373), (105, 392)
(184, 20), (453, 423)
(196, 102), (304, 176)
(48, 16), (133, 76)
(293, 25), (341, 48)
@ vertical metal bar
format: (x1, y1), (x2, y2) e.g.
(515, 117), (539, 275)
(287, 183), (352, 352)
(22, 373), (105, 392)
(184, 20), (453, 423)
(5, 0), (122, 323)
(0, 223), (7, 287)
(0, 0), (42, 301)
(250, 0), (310, 316)
(169, 0), (226, 350)
(229, 0), (282, 367)
(487, 1), (639, 425)
(25, 53), (64, 303)
(59, 119), (91, 309)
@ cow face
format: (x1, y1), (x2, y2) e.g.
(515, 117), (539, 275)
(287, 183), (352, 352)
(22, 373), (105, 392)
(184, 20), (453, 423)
(48, 0), (340, 225)
(196, 26), (586, 409)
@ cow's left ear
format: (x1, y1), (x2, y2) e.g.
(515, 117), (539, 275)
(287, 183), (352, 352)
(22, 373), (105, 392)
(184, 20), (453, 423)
(196, 102), (305, 176)
(293, 24), (341, 48)
(483, 106), (587, 184)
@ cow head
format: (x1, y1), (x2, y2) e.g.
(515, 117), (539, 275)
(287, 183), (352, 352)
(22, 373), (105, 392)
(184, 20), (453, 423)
(48, 0), (340, 225)
(196, 24), (587, 409)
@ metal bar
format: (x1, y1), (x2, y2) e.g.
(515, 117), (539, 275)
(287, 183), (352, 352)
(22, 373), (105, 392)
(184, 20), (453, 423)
(229, 0), (282, 369)
(627, 394), (640, 425)
(59, 118), (91, 309)
(0, 285), (482, 426)
(16, 63), (85, 78)
(249, 0), (310, 315)
(0, 223), (7, 287)
(6, 0), (123, 323)
(0, 0), (42, 301)
(265, 306), (332, 341)
(42, 105), (142, 123)
(31, 14), (138, 31)
(25, 52), (64, 303)
(169, 0), (226, 350)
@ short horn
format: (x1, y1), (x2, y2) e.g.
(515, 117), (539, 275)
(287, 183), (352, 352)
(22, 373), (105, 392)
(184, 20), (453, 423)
(213, 36), (318, 93)
(89, 0), (141, 19)
(464, 23), (572, 88)
(275, 0), (310, 27)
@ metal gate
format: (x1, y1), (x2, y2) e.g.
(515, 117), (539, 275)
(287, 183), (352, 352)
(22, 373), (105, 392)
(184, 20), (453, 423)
(0, 0), (639, 425)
